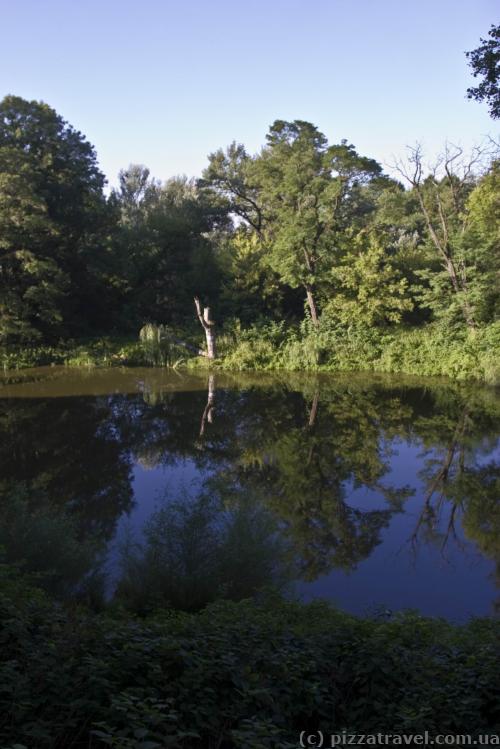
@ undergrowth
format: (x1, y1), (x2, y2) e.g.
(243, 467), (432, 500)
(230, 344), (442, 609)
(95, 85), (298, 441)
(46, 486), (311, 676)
(0, 568), (499, 748)
(1, 320), (499, 384)
(221, 319), (500, 384)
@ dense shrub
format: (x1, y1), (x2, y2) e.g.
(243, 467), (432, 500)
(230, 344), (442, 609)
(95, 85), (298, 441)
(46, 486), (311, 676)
(2, 321), (500, 384)
(220, 320), (500, 384)
(0, 338), (180, 370)
(0, 572), (499, 748)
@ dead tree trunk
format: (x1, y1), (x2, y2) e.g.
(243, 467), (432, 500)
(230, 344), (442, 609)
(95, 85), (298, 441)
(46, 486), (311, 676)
(194, 297), (217, 359)
(199, 374), (216, 437)
(308, 390), (319, 428)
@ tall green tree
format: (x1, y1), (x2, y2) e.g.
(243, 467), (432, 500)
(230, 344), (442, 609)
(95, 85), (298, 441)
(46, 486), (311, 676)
(0, 95), (110, 342)
(201, 142), (263, 234)
(0, 147), (68, 340)
(204, 121), (385, 325)
(253, 123), (386, 325)
(112, 169), (225, 327)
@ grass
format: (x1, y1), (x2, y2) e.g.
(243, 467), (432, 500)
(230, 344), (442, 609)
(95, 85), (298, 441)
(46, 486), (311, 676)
(1, 320), (500, 385)
(218, 319), (500, 385)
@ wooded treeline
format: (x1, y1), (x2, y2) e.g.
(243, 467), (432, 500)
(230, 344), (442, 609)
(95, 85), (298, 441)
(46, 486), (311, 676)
(1, 94), (499, 346)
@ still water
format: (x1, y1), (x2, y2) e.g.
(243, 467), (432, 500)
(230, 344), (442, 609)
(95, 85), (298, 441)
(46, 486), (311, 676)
(1, 366), (499, 621)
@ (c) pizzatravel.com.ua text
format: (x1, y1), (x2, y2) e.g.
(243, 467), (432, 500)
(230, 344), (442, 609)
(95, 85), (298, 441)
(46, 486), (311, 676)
(298, 732), (500, 747)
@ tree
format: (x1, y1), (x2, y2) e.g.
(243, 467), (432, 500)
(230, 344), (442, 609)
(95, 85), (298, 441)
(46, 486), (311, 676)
(112, 171), (225, 328)
(461, 161), (500, 323)
(215, 228), (291, 323)
(204, 121), (385, 326)
(116, 164), (158, 226)
(194, 296), (216, 359)
(466, 24), (500, 119)
(201, 142), (263, 233)
(0, 147), (68, 341)
(393, 144), (497, 329)
(326, 229), (413, 326)
(0, 95), (110, 342)
(250, 120), (331, 325)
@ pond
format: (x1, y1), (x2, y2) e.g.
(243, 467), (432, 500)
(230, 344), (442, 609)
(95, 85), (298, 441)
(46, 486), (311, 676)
(1, 366), (499, 621)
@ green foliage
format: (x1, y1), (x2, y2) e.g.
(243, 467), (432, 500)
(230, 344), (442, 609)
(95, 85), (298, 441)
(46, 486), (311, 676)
(376, 323), (500, 383)
(326, 230), (414, 325)
(222, 320), (289, 370)
(203, 122), (393, 324)
(139, 323), (178, 367)
(201, 141), (262, 232)
(62, 339), (147, 367)
(1, 100), (499, 380)
(0, 154), (68, 341)
(462, 162), (500, 323)
(0, 485), (102, 598)
(216, 228), (288, 323)
(468, 161), (500, 242)
(466, 24), (500, 119)
(111, 170), (224, 329)
(2, 319), (500, 383)
(220, 319), (500, 384)
(0, 578), (498, 747)
(0, 334), (196, 370)
(0, 95), (110, 343)
(204, 125), (499, 336)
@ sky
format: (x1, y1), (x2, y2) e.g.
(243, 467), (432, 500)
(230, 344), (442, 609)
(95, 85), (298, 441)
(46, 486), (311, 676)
(1, 0), (498, 187)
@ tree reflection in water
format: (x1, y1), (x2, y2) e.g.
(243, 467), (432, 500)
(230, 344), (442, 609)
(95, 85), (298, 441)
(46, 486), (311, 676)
(116, 491), (292, 613)
(0, 368), (499, 616)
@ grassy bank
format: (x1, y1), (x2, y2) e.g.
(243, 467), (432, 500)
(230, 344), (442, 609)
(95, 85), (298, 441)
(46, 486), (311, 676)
(0, 337), (147, 371)
(219, 320), (500, 384)
(1, 569), (499, 748)
(2, 321), (500, 384)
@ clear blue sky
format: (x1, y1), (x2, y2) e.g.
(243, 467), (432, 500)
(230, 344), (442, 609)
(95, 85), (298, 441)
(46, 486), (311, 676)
(1, 0), (498, 186)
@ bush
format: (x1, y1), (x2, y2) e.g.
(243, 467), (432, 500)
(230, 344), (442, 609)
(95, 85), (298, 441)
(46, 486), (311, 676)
(0, 576), (499, 747)
(222, 320), (288, 370)
(220, 319), (500, 384)
(2, 321), (499, 384)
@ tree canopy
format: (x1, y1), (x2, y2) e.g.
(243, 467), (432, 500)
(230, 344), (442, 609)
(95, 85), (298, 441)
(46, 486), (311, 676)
(0, 96), (498, 349)
(0, 95), (108, 341)
(466, 24), (500, 119)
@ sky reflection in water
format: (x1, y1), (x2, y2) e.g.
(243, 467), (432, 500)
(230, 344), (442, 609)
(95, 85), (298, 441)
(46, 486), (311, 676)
(0, 367), (499, 621)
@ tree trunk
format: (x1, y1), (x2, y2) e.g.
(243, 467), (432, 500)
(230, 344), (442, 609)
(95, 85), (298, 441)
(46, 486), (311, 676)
(204, 315), (216, 359)
(461, 300), (476, 331)
(199, 374), (216, 437)
(411, 178), (477, 331)
(308, 390), (319, 428)
(167, 336), (208, 357)
(194, 297), (217, 359)
(305, 284), (319, 326)
(306, 390), (319, 465)
(444, 258), (476, 330)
